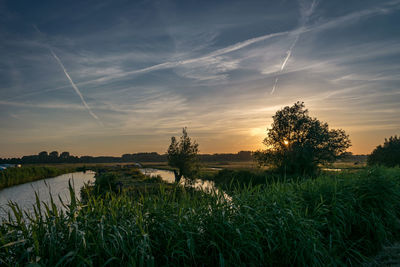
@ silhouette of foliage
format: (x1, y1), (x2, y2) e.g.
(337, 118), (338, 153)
(1, 151), (252, 164)
(94, 172), (119, 194)
(368, 135), (400, 167)
(167, 128), (199, 182)
(255, 102), (351, 175)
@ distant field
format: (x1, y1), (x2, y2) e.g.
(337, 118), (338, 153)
(29, 159), (366, 172)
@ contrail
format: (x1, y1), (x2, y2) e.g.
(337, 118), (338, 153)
(271, 0), (317, 94)
(281, 35), (300, 71)
(271, 77), (279, 94)
(67, 31), (288, 87)
(271, 34), (300, 94)
(33, 25), (103, 125)
(50, 50), (103, 125)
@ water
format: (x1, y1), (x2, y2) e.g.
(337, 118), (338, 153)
(321, 168), (342, 172)
(0, 171), (95, 218)
(0, 168), (222, 219)
(141, 168), (225, 195)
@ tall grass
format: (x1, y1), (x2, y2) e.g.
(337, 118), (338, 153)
(202, 169), (304, 190)
(1, 167), (400, 266)
(0, 166), (74, 190)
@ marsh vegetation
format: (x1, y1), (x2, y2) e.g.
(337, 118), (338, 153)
(0, 166), (74, 190)
(1, 167), (400, 266)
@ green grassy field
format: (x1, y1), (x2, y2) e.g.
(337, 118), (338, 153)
(1, 166), (400, 266)
(0, 166), (74, 190)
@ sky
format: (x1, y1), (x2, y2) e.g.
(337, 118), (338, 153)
(0, 0), (399, 157)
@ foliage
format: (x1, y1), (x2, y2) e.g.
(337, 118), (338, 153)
(0, 166), (73, 190)
(167, 127), (199, 182)
(255, 102), (351, 175)
(203, 169), (307, 191)
(93, 172), (120, 194)
(1, 167), (400, 266)
(1, 151), (254, 165)
(368, 135), (400, 167)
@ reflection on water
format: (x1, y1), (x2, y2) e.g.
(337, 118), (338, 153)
(321, 168), (342, 172)
(141, 168), (229, 198)
(141, 168), (217, 190)
(0, 168), (225, 219)
(0, 171), (95, 218)
(140, 168), (176, 183)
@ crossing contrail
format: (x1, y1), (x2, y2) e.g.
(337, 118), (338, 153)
(271, 0), (317, 94)
(50, 50), (103, 125)
(271, 35), (300, 94)
(34, 25), (103, 125)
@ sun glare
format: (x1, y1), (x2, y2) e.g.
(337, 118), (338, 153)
(283, 140), (289, 146)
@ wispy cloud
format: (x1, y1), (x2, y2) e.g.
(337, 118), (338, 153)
(0, 100), (85, 110)
(71, 31), (288, 86)
(7, 1), (398, 100)
(308, 0), (400, 33)
(271, 0), (317, 94)
(33, 25), (103, 126)
(49, 50), (103, 126)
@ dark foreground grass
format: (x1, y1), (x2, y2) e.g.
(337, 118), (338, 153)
(1, 167), (400, 266)
(0, 166), (74, 190)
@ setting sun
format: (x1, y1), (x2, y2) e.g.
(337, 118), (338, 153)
(283, 140), (289, 146)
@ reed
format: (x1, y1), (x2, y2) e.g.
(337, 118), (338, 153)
(1, 167), (400, 266)
(0, 166), (74, 190)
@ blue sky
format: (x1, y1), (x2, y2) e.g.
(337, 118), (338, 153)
(1, 0), (399, 157)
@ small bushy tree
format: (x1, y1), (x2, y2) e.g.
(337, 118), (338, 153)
(254, 102), (351, 175)
(368, 135), (400, 167)
(167, 128), (199, 183)
(94, 172), (119, 194)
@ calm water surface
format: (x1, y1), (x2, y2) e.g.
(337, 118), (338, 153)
(0, 171), (95, 218)
(0, 168), (222, 219)
(141, 168), (218, 192)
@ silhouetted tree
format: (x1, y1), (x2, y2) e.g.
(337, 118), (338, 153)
(38, 151), (48, 162)
(254, 102), (351, 175)
(60, 152), (70, 160)
(49, 151), (59, 162)
(167, 128), (199, 183)
(368, 136), (400, 167)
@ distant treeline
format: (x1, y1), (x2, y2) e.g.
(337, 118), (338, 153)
(0, 151), (254, 164)
(336, 153), (368, 163)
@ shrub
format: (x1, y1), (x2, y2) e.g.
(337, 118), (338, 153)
(368, 135), (400, 167)
(94, 172), (119, 194)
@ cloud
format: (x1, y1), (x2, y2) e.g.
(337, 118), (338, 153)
(31, 25), (103, 125)
(271, 0), (317, 94)
(49, 50), (103, 126)
(0, 100), (85, 110)
(57, 31), (288, 87)
(308, 0), (400, 33)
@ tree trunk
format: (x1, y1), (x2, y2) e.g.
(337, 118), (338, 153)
(173, 170), (182, 183)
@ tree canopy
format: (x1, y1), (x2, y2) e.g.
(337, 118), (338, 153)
(167, 128), (199, 183)
(368, 135), (400, 167)
(255, 102), (351, 175)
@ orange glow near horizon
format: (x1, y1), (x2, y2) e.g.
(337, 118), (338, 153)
(283, 140), (289, 146)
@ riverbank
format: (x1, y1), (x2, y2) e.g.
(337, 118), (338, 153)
(0, 171), (95, 218)
(0, 166), (74, 190)
(1, 167), (400, 265)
